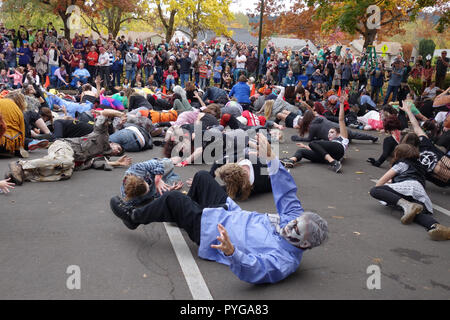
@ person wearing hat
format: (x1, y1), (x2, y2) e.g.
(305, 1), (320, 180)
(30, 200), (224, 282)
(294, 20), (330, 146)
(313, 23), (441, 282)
(301, 44), (310, 64)
(177, 50), (191, 89)
(383, 59), (404, 105)
(125, 47), (140, 83)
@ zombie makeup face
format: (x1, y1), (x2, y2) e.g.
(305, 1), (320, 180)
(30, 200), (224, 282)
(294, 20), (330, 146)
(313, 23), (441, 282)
(280, 215), (311, 249)
(328, 128), (339, 141)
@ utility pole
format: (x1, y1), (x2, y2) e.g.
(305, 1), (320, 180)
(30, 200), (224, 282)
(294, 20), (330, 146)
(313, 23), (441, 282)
(255, 0), (264, 82)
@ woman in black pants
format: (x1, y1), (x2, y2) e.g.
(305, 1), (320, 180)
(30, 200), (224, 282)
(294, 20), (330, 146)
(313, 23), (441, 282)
(367, 115), (403, 167)
(281, 94), (349, 173)
(369, 143), (449, 241)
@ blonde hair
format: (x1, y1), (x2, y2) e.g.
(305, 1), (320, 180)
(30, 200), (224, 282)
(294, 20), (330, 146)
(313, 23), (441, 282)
(5, 91), (27, 112)
(264, 100), (275, 119)
(215, 163), (252, 201)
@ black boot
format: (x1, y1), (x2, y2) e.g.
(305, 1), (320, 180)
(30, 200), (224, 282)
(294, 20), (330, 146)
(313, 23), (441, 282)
(110, 196), (139, 230)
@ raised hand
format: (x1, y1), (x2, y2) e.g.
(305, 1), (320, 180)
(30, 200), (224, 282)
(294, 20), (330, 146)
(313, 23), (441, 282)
(210, 224), (235, 256)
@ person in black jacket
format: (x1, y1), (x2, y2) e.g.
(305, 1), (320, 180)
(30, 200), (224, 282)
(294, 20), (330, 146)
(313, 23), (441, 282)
(367, 115), (403, 167)
(369, 143), (450, 241)
(177, 51), (191, 89)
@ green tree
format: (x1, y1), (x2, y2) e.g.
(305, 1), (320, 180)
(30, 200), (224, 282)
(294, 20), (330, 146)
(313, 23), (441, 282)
(418, 39), (436, 60)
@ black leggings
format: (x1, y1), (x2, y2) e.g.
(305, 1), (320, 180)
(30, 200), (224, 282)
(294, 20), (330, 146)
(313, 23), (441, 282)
(131, 171), (228, 245)
(370, 185), (438, 230)
(294, 140), (344, 163)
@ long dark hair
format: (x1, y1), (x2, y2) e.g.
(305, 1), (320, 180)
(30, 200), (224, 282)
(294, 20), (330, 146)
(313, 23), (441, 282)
(298, 110), (315, 136)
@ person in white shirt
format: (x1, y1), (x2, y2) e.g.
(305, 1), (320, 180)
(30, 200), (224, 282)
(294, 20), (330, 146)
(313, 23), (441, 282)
(97, 46), (111, 88)
(234, 50), (247, 81)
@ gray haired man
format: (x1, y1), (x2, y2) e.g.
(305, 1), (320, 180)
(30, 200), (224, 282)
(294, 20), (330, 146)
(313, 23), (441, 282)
(110, 133), (328, 284)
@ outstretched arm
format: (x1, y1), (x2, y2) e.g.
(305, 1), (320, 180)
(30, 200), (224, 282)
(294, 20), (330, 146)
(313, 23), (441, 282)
(252, 133), (304, 225)
(399, 100), (426, 137)
(338, 94), (348, 139)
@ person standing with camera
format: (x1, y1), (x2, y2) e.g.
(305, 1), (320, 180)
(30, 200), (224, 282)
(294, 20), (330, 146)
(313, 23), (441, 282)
(47, 43), (60, 82)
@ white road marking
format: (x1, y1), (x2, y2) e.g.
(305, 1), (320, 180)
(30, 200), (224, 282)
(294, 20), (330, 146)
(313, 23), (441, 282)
(370, 179), (450, 217)
(163, 222), (213, 300)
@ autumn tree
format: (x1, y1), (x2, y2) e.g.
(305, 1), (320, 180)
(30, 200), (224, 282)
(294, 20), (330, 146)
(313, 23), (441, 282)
(257, 0), (449, 50)
(82, 0), (146, 39)
(154, 0), (181, 42)
(181, 0), (234, 40)
(1, 0), (88, 40)
(247, 0), (281, 40)
(303, 0), (448, 49)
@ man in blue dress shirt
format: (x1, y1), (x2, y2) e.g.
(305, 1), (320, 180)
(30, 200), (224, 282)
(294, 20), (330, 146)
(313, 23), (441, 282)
(110, 133), (328, 284)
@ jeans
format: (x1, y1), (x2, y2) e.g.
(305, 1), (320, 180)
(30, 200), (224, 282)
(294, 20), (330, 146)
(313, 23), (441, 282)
(180, 73), (190, 88)
(383, 85), (399, 105)
(234, 68), (246, 81)
(165, 78), (175, 89)
(126, 69), (136, 83)
(199, 78), (207, 90)
(144, 66), (154, 82)
(109, 129), (141, 152)
(70, 76), (88, 88)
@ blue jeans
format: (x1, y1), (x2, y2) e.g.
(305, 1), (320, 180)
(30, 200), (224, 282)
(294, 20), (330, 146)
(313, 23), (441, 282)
(46, 93), (92, 117)
(383, 85), (400, 104)
(126, 69), (136, 83)
(233, 68), (246, 82)
(165, 78), (175, 89)
(70, 76), (88, 88)
(180, 73), (190, 88)
(109, 129), (141, 152)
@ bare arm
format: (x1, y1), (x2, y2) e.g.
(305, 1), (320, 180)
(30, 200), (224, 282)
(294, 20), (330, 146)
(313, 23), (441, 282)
(399, 100), (426, 137)
(376, 169), (397, 187)
(338, 94), (348, 139)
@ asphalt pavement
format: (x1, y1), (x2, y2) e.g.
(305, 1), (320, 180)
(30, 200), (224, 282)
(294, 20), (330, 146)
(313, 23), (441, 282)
(0, 128), (449, 300)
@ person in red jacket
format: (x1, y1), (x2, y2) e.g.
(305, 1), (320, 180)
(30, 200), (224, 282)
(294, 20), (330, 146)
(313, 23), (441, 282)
(163, 65), (178, 90)
(86, 46), (99, 84)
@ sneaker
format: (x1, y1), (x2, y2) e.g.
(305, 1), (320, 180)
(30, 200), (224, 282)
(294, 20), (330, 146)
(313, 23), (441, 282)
(19, 146), (29, 158)
(28, 139), (49, 151)
(349, 123), (359, 129)
(428, 224), (450, 241)
(280, 158), (295, 168)
(110, 196), (139, 230)
(5, 161), (24, 186)
(372, 137), (379, 143)
(329, 160), (342, 173)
